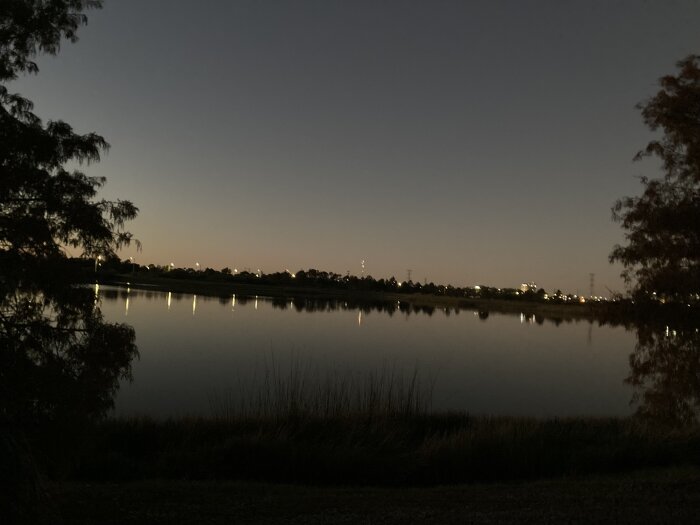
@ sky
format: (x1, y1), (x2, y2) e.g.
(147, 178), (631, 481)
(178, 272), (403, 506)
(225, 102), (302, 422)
(10, 0), (700, 294)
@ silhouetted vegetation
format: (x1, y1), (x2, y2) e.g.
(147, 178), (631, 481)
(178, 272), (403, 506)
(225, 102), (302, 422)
(47, 316), (700, 487)
(1, 2), (138, 522)
(4, 5), (700, 523)
(627, 324), (700, 426)
(71, 414), (700, 486)
(87, 256), (629, 307)
(611, 55), (700, 301)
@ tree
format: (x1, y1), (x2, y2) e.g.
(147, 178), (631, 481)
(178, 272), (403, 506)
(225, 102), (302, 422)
(0, 2), (138, 520)
(610, 55), (700, 299)
(626, 324), (700, 426)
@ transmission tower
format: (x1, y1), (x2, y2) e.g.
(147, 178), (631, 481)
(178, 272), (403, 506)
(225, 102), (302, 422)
(589, 273), (595, 298)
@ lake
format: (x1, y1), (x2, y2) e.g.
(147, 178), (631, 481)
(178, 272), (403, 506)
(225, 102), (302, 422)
(97, 285), (636, 418)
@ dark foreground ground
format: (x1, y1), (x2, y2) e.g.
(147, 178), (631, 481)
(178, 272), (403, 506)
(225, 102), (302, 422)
(52, 467), (700, 525)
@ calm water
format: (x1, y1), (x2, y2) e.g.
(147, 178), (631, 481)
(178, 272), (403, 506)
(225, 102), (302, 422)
(98, 285), (636, 418)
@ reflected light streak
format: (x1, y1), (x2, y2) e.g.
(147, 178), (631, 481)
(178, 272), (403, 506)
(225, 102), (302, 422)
(192, 294), (197, 316)
(255, 296), (258, 310)
(358, 310), (362, 327)
(167, 291), (172, 310)
(232, 294), (236, 311)
(125, 295), (129, 316)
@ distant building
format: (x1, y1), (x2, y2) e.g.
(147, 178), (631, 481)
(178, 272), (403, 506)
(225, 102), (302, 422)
(520, 282), (537, 293)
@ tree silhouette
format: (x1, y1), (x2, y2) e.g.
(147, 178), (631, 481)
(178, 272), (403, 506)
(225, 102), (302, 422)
(0, 2), (138, 521)
(611, 55), (700, 299)
(626, 324), (700, 426)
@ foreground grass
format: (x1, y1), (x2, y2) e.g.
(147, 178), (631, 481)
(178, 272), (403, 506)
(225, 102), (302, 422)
(70, 415), (700, 486)
(51, 466), (700, 524)
(45, 410), (700, 523)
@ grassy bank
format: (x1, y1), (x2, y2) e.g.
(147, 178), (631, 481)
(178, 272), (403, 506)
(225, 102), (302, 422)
(70, 414), (700, 486)
(59, 363), (700, 487)
(43, 366), (700, 521)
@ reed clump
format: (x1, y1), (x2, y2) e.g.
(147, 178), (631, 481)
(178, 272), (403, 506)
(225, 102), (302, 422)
(207, 359), (434, 421)
(68, 363), (700, 486)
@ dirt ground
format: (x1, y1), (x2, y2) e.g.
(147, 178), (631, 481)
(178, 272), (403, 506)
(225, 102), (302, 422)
(51, 466), (700, 524)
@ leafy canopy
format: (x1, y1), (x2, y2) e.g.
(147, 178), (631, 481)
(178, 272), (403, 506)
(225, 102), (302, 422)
(1, 0), (138, 433)
(611, 55), (700, 299)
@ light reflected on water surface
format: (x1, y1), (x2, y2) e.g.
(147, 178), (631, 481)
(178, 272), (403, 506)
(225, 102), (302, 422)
(97, 286), (640, 419)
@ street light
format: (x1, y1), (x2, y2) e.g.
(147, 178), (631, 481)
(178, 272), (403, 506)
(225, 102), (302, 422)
(129, 256), (135, 274)
(196, 262), (200, 272)
(94, 255), (103, 273)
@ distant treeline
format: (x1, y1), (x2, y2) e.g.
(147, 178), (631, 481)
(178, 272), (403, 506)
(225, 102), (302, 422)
(74, 257), (699, 321)
(74, 256), (579, 303)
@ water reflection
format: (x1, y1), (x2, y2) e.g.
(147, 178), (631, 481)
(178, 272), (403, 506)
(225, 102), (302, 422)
(96, 286), (602, 327)
(626, 323), (700, 426)
(95, 286), (700, 425)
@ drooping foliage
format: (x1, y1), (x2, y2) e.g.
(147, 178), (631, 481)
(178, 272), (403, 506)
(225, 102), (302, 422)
(1, 0), (139, 427)
(611, 55), (700, 299)
(1, 4), (138, 517)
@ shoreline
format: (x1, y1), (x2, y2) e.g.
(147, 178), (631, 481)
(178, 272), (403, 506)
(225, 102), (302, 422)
(99, 273), (606, 322)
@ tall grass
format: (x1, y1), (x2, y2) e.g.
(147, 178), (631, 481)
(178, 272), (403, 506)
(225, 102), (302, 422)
(68, 360), (700, 486)
(76, 414), (700, 485)
(208, 357), (434, 420)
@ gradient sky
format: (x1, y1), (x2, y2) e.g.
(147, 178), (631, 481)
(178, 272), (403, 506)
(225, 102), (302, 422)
(10, 0), (700, 293)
